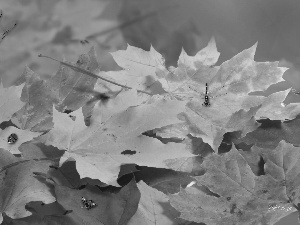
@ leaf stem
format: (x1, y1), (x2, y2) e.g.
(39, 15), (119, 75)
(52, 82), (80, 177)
(38, 54), (153, 96)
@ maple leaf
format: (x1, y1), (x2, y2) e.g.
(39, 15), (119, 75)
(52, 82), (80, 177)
(169, 142), (299, 225)
(47, 47), (100, 113)
(53, 179), (140, 225)
(105, 44), (166, 93)
(0, 83), (24, 124)
(156, 37), (220, 95)
(111, 44), (165, 76)
(0, 150), (55, 223)
(150, 39), (287, 151)
(40, 97), (194, 186)
(11, 67), (56, 132)
(0, 126), (42, 154)
(246, 141), (300, 209)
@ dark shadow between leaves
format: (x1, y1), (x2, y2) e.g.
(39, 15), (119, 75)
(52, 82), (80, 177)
(256, 118), (282, 129)
(257, 156), (266, 176)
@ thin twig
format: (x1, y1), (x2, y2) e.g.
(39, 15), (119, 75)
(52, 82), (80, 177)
(38, 54), (153, 96)
(0, 9), (18, 44)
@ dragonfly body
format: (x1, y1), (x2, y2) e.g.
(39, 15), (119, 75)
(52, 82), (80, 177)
(202, 83), (211, 107)
(190, 82), (228, 107)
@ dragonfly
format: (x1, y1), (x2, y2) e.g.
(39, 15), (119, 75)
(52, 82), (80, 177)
(161, 62), (231, 106)
(199, 82), (229, 107)
(172, 81), (229, 107)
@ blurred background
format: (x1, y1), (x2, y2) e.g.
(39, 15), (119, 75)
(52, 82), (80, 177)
(0, 0), (300, 104)
(0, 0), (299, 223)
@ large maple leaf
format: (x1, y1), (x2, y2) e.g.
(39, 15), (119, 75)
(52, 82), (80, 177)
(0, 150), (55, 223)
(169, 141), (300, 225)
(151, 38), (287, 151)
(40, 96), (194, 186)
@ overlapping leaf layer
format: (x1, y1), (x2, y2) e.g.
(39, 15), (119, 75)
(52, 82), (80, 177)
(0, 38), (299, 225)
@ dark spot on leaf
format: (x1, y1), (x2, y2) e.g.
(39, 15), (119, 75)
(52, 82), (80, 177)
(257, 156), (265, 176)
(69, 115), (75, 120)
(142, 130), (183, 144)
(121, 150), (136, 155)
(262, 190), (268, 193)
(230, 204), (237, 214)
(0, 120), (16, 130)
(199, 185), (220, 198)
(227, 197), (231, 201)
(236, 210), (243, 217)
(64, 210), (73, 215)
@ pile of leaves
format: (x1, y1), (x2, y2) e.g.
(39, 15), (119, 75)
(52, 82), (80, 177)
(0, 37), (300, 225)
